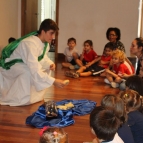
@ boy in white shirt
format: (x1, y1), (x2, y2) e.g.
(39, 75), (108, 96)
(62, 37), (79, 69)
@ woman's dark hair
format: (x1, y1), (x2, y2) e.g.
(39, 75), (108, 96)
(84, 40), (93, 47)
(125, 75), (143, 96)
(38, 19), (59, 34)
(106, 27), (121, 41)
(135, 37), (143, 48)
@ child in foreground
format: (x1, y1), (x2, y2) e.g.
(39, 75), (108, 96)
(62, 37), (79, 69)
(39, 127), (68, 143)
(101, 94), (134, 143)
(104, 49), (134, 88)
(119, 89), (143, 143)
(90, 106), (123, 143)
(139, 54), (143, 78)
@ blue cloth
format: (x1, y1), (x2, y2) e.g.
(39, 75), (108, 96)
(26, 99), (96, 128)
(118, 123), (134, 143)
(127, 110), (143, 143)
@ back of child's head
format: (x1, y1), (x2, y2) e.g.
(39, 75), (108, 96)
(90, 106), (120, 141)
(39, 127), (68, 143)
(84, 40), (93, 47)
(101, 94), (127, 124)
(112, 49), (125, 63)
(125, 75), (143, 96)
(118, 89), (143, 113)
(67, 37), (76, 44)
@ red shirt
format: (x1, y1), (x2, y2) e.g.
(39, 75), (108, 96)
(100, 55), (112, 68)
(83, 50), (98, 62)
(113, 62), (133, 75)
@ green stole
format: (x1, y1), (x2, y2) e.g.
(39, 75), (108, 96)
(0, 31), (48, 70)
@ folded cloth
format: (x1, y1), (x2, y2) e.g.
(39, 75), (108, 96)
(57, 102), (74, 110)
(26, 99), (96, 128)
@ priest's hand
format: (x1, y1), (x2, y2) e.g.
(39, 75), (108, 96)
(50, 64), (56, 71)
(53, 79), (66, 88)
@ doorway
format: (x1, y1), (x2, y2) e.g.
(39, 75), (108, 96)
(21, 0), (59, 60)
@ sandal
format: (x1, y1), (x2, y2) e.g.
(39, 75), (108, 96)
(64, 71), (79, 78)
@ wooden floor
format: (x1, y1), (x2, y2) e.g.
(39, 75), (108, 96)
(0, 61), (120, 143)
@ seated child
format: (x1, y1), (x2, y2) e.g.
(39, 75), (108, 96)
(125, 75), (143, 96)
(104, 49), (134, 88)
(62, 37), (79, 69)
(65, 40), (101, 78)
(101, 94), (134, 143)
(119, 89), (143, 143)
(39, 127), (68, 143)
(90, 106), (123, 143)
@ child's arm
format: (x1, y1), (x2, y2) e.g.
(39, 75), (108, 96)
(119, 73), (134, 79)
(86, 57), (101, 67)
(105, 69), (119, 78)
(99, 60), (110, 65)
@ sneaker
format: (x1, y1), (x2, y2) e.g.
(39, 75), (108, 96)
(111, 82), (119, 88)
(104, 78), (111, 84)
(65, 71), (79, 78)
(69, 65), (75, 70)
(93, 69), (105, 75)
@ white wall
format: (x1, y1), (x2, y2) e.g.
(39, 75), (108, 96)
(58, 0), (139, 56)
(0, 0), (21, 52)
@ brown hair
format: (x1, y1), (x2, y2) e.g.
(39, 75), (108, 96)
(118, 89), (143, 113)
(101, 94), (127, 124)
(112, 49), (125, 63)
(39, 127), (68, 143)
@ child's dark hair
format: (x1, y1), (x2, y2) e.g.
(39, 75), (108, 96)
(67, 37), (76, 44)
(84, 40), (93, 47)
(8, 37), (16, 43)
(106, 27), (121, 41)
(90, 106), (120, 141)
(39, 127), (68, 143)
(38, 19), (59, 34)
(104, 42), (114, 50)
(125, 75), (143, 96)
(101, 94), (127, 124)
(118, 89), (143, 113)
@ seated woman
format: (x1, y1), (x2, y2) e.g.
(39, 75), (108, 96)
(120, 37), (143, 90)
